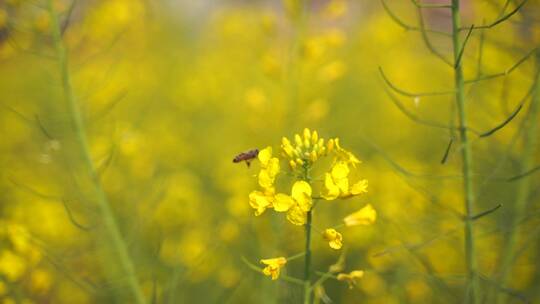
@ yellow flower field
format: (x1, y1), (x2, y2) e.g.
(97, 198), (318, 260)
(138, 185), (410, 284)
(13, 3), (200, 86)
(0, 0), (539, 303)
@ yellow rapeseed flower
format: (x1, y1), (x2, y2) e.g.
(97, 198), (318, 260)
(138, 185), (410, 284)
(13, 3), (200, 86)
(324, 0), (347, 20)
(249, 189), (275, 216)
(322, 228), (343, 250)
(30, 269), (52, 294)
(248, 129), (367, 227)
(344, 204), (377, 226)
(337, 270), (364, 289)
(322, 161), (368, 200)
(0, 250), (26, 281)
(260, 257), (287, 280)
(274, 181), (313, 225)
(258, 147), (280, 190)
(334, 138), (361, 166)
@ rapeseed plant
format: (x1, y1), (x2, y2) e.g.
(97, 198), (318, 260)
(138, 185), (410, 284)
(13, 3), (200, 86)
(245, 128), (376, 303)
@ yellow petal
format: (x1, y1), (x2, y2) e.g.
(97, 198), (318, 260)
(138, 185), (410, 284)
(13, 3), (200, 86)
(346, 151), (361, 166)
(303, 128), (311, 142)
(350, 179), (368, 195)
(327, 138), (335, 153)
(311, 130), (319, 145)
(349, 270), (364, 279)
(291, 181), (312, 211)
(330, 238), (343, 250)
(286, 205), (307, 225)
(322, 173), (340, 200)
(337, 270), (364, 289)
(258, 169), (274, 189)
(258, 146), (272, 167)
(260, 257), (287, 267)
(310, 150), (318, 162)
(335, 177), (349, 194)
(294, 134), (303, 147)
(343, 204), (376, 226)
(249, 191), (272, 216)
(331, 161), (349, 179)
(289, 160), (297, 170)
(266, 158), (280, 177)
(260, 257), (287, 280)
(322, 228), (343, 250)
(281, 137), (291, 147)
(274, 194), (295, 212)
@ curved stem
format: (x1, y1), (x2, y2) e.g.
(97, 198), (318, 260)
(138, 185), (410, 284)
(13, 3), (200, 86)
(46, 2), (146, 303)
(451, 2), (479, 303)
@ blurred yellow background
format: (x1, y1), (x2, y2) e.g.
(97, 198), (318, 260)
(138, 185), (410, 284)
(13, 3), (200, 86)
(0, 0), (539, 303)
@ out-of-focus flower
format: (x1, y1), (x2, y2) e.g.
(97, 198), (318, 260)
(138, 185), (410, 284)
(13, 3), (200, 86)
(0, 250), (26, 281)
(0, 10), (7, 29)
(244, 87), (267, 110)
(337, 270), (364, 289)
(329, 250), (346, 273)
(322, 161), (368, 200)
(324, 0), (347, 20)
(323, 28), (347, 48)
(332, 138), (361, 166)
(3, 297), (15, 304)
(30, 269), (52, 294)
(0, 280), (6, 296)
(260, 257), (287, 280)
(318, 61), (346, 83)
(34, 12), (50, 33)
(283, 0), (301, 20)
(344, 204), (376, 226)
(323, 228), (343, 250)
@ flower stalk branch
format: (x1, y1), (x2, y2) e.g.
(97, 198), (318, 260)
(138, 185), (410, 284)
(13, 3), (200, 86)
(46, 2), (145, 303)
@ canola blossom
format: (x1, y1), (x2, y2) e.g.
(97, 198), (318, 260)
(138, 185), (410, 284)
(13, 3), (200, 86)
(246, 129), (375, 294)
(248, 128), (373, 228)
(323, 228), (343, 250)
(343, 204), (377, 226)
(1, 0), (532, 302)
(337, 270), (365, 289)
(260, 257), (287, 280)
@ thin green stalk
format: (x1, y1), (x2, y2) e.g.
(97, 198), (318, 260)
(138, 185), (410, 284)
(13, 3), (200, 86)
(451, 1), (480, 303)
(496, 52), (540, 304)
(46, 2), (146, 304)
(302, 163), (313, 304)
(304, 210), (313, 304)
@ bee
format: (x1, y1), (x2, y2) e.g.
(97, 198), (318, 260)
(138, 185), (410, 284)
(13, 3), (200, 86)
(233, 149), (259, 167)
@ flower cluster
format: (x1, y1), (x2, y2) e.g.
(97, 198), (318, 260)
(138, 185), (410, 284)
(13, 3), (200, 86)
(249, 128), (373, 227)
(246, 129), (377, 285)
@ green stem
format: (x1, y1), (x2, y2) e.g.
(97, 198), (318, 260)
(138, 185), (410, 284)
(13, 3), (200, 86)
(46, 2), (146, 304)
(496, 52), (540, 304)
(304, 210), (313, 304)
(302, 162), (312, 304)
(451, 2), (480, 303)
